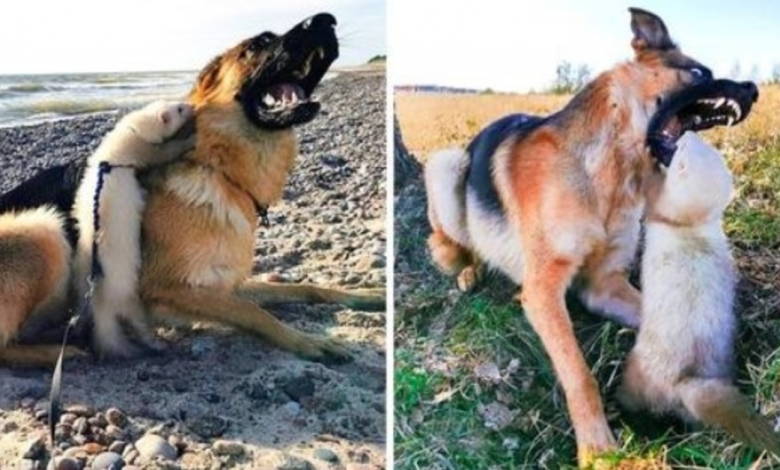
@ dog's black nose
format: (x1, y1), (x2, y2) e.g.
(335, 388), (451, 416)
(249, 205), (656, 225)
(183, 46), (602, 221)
(303, 13), (337, 31)
(741, 81), (759, 102)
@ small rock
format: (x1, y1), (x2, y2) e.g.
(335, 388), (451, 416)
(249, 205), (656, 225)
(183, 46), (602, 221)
(105, 408), (127, 428)
(313, 448), (339, 463)
(123, 449), (139, 466)
(283, 402), (301, 416)
(64, 405), (94, 417)
(211, 440), (246, 457)
(91, 452), (124, 470)
(167, 435), (186, 454)
(49, 456), (81, 470)
(108, 441), (127, 454)
(186, 415), (227, 439)
(59, 413), (78, 426)
(135, 434), (178, 461)
(105, 425), (126, 441)
(88, 413), (108, 429)
(55, 423), (72, 440)
(63, 447), (87, 460)
(73, 418), (89, 435)
(82, 442), (104, 455)
(282, 376), (315, 401)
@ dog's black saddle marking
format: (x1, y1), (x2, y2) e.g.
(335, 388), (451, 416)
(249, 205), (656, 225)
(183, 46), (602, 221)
(466, 113), (546, 214)
(0, 159), (87, 247)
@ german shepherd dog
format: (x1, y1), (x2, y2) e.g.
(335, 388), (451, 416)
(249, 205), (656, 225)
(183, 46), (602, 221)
(0, 13), (384, 366)
(424, 8), (758, 465)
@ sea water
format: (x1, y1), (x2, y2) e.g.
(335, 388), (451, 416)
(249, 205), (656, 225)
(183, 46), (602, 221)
(0, 71), (196, 128)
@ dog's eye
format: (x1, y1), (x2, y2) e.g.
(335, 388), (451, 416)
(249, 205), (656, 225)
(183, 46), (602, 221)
(689, 67), (712, 81)
(256, 33), (276, 47)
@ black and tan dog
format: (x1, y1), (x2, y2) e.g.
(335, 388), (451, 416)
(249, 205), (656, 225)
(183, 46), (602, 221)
(0, 13), (384, 366)
(424, 8), (757, 466)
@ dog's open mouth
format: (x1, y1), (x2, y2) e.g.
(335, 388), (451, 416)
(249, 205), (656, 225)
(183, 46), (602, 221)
(647, 79), (759, 166)
(239, 14), (339, 130)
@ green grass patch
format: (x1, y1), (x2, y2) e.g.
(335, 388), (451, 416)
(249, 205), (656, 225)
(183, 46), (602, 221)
(726, 144), (780, 247)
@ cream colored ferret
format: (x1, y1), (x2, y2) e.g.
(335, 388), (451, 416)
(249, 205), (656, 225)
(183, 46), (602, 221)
(73, 100), (195, 358)
(618, 131), (779, 454)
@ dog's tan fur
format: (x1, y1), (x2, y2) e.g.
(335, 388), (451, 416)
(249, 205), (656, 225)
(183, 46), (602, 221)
(73, 100), (196, 357)
(131, 28), (384, 361)
(0, 207), (84, 366)
(425, 8), (711, 466)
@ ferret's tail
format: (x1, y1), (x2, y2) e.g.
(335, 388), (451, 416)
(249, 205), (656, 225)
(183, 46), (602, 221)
(678, 377), (780, 455)
(424, 148), (472, 275)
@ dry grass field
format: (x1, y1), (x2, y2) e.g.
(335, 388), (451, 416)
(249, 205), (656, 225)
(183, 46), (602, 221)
(394, 85), (780, 469)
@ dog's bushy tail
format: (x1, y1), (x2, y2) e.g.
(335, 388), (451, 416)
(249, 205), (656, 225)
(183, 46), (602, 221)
(424, 148), (472, 275)
(678, 377), (780, 455)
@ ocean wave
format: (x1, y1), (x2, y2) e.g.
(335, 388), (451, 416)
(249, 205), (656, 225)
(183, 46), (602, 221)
(25, 99), (123, 116)
(2, 83), (62, 93)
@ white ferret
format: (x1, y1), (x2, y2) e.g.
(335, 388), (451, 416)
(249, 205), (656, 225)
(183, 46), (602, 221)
(618, 131), (779, 454)
(73, 100), (195, 358)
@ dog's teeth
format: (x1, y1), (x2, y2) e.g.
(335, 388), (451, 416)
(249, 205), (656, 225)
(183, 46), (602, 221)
(713, 98), (726, 109)
(734, 105), (742, 121)
(290, 93), (299, 104)
(693, 116), (702, 125)
(727, 116), (734, 126)
(263, 94), (275, 106)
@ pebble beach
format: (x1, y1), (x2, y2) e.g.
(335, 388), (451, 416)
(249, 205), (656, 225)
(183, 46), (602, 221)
(0, 70), (387, 470)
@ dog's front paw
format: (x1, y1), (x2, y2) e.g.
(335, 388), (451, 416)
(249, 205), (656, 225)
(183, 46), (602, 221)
(456, 264), (482, 292)
(577, 429), (618, 469)
(295, 333), (353, 364)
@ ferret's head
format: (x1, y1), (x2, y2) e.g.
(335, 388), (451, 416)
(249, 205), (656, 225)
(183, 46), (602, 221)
(130, 100), (195, 143)
(651, 131), (733, 225)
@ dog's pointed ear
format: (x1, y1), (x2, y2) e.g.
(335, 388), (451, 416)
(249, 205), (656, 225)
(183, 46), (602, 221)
(629, 7), (675, 54)
(190, 56), (222, 103)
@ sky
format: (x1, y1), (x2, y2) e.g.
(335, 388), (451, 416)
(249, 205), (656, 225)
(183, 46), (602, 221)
(0, 0), (385, 75)
(390, 0), (780, 92)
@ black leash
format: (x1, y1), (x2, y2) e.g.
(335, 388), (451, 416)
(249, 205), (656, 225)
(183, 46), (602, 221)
(48, 161), (134, 449)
